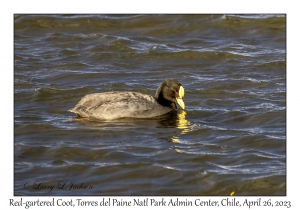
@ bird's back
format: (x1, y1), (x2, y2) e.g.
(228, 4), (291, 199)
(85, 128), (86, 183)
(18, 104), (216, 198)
(69, 91), (172, 120)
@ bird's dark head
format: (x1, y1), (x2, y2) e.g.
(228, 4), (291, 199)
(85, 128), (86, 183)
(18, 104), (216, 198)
(155, 79), (185, 109)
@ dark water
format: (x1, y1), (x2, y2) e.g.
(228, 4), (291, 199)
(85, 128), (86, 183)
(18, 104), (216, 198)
(14, 14), (286, 196)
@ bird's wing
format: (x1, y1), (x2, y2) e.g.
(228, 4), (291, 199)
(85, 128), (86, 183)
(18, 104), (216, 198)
(69, 92), (170, 120)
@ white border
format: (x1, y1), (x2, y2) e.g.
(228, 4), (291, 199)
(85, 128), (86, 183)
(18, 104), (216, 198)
(3, 0), (297, 209)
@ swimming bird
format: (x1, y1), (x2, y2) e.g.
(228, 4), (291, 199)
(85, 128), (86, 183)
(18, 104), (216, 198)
(68, 79), (185, 120)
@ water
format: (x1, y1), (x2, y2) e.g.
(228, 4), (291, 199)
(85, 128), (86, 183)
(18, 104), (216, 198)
(14, 14), (286, 195)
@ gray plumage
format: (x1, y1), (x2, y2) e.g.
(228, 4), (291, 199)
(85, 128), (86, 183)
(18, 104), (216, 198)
(69, 79), (184, 120)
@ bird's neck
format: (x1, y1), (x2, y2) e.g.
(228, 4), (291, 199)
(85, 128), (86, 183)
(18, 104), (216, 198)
(155, 93), (176, 109)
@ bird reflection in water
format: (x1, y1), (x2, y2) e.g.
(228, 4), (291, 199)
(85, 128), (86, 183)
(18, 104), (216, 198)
(157, 110), (190, 143)
(72, 109), (191, 143)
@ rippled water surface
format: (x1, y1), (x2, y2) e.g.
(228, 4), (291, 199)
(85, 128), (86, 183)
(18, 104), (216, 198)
(14, 14), (286, 195)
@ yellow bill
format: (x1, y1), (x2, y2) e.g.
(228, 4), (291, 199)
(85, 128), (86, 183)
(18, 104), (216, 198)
(176, 86), (185, 109)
